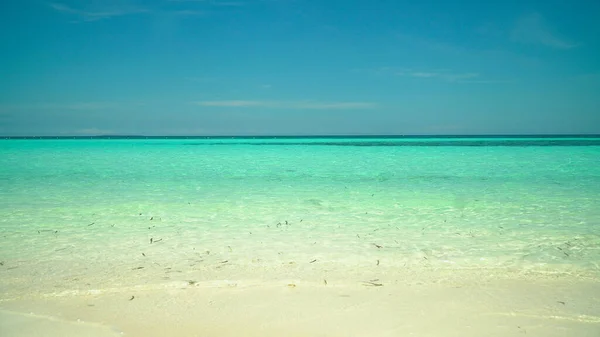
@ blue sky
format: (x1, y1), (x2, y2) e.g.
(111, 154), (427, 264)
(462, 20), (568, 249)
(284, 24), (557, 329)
(1, 0), (599, 136)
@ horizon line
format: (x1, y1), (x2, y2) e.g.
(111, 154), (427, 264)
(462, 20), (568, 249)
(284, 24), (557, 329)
(2, 133), (600, 139)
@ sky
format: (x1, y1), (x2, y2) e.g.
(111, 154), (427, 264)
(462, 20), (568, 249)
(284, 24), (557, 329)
(1, 0), (599, 136)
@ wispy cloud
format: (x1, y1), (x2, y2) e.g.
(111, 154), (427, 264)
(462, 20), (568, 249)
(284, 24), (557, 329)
(193, 100), (377, 109)
(212, 2), (245, 6)
(171, 10), (205, 16)
(358, 67), (512, 84)
(511, 13), (577, 49)
(298, 102), (376, 109)
(66, 128), (116, 135)
(50, 102), (123, 110)
(410, 72), (439, 78)
(0, 102), (130, 112)
(396, 69), (481, 82)
(49, 0), (245, 23)
(196, 100), (267, 107)
(49, 3), (149, 22)
(167, 0), (244, 6)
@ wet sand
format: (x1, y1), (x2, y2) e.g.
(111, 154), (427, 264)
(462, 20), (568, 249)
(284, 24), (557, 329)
(2, 278), (599, 337)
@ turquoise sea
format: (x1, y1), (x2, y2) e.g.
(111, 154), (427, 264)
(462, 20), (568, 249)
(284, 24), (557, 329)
(1, 136), (600, 298)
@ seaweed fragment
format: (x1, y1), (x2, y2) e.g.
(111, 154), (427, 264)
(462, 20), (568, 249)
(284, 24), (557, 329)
(362, 281), (383, 287)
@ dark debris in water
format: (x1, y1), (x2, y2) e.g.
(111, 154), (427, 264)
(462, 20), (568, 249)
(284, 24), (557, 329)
(362, 280), (383, 287)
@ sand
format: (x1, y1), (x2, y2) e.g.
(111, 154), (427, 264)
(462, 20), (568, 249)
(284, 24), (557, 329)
(2, 277), (599, 337)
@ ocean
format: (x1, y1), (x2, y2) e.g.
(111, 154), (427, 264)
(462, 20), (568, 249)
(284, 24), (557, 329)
(1, 136), (599, 300)
(1, 136), (600, 336)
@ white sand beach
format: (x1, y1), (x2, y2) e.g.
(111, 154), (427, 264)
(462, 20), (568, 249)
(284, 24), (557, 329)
(2, 275), (599, 337)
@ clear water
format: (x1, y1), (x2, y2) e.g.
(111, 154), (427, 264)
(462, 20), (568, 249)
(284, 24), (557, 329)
(1, 137), (600, 298)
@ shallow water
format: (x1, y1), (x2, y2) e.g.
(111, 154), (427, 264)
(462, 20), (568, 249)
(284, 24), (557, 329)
(1, 137), (599, 298)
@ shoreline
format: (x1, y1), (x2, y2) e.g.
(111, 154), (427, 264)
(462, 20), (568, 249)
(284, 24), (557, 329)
(2, 262), (599, 300)
(2, 276), (599, 337)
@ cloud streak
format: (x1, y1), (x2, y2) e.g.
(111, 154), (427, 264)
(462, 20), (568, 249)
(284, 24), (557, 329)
(193, 100), (377, 109)
(67, 128), (116, 135)
(511, 13), (577, 49)
(362, 68), (512, 84)
(49, 0), (245, 23)
(171, 10), (205, 16)
(395, 69), (481, 82)
(49, 3), (149, 22)
(0, 102), (131, 113)
(167, 0), (244, 6)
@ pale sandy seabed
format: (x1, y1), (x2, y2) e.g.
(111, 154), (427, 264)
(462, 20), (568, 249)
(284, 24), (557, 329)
(1, 270), (599, 337)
